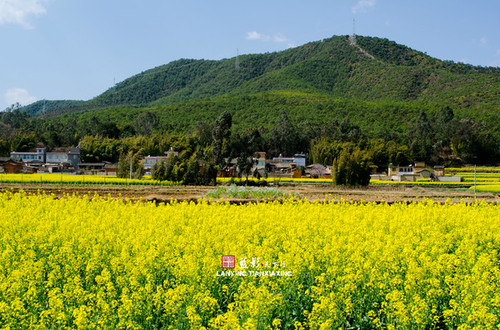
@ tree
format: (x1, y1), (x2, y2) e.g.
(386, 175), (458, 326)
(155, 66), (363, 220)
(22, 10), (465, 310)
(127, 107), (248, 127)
(0, 123), (13, 138)
(407, 111), (435, 163)
(199, 160), (218, 185)
(332, 148), (372, 186)
(194, 121), (213, 148)
(338, 117), (362, 142)
(211, 111), (232, 169)
(0, 138), (10, 156)
(12, 133), (36, 152)
(117, 151), (144, 179)
(436, 106), (454, 126)
(450, 118), (499, 164)
(183, 157), (200, 185)
(310, 138), (351, 165)
(98, 122), (121, 139)
(4, 102), (22, 112)
(270, 110), (298, 156)
(366, 138), (411, 172)
(236, 153), (255, 181)
(433, 106), (455, 160)
(152, 160), (167, 181)
(133, 111), (159, 136)
(165, 152), (178, 181)
(89, 116), (101, 136)
(1, 107), (28, 129)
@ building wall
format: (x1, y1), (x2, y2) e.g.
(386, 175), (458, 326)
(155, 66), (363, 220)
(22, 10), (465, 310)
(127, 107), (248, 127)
(11, 148), (80, 167)
(437, 176), (463, 182)
(294, 157), (306, 168)
(46, 153), (80, 167)
(144, 157), (169, 169)
(4, 162), (23, 173)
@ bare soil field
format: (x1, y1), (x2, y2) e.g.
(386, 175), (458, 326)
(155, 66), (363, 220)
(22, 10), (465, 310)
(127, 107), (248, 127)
(1, 182), (498, 204)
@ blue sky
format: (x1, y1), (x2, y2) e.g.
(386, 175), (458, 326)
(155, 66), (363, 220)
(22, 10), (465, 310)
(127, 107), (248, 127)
(1, 0), (499, 110)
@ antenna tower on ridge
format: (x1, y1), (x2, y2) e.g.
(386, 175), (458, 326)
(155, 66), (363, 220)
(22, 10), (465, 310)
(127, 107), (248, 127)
(352, 18), (357, 45)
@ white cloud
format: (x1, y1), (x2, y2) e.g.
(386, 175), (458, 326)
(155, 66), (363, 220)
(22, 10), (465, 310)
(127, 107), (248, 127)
(0, 0), (48, 29)
(480, 37), (488, 45)
(352, 0), (376, 14)
(273, 34), (288, 43)
(246, 31), (270, 41)
(4, 88), (37, 106)
(246, 31), (290, 44)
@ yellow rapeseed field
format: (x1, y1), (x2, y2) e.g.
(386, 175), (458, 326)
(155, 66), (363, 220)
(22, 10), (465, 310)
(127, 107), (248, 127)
(0, 174), (179, 186)
(0, 191), (499, 329)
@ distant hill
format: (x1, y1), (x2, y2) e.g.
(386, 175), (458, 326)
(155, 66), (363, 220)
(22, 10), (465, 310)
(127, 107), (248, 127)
(22, 35), (500, 138)
(22, 100), (85, 116)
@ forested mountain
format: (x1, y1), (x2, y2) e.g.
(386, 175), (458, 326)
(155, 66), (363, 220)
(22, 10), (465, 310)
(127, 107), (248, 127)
(32, 35), (499, 139)
(84, 35), (499, 108)
(4, 35), (499, 166)
(22, 35), (500, 115)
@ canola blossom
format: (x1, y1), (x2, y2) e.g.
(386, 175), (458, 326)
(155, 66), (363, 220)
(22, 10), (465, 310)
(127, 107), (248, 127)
(0, 191), (499, 329)
(0, 173), (179, 186)
(471, 184), (500, 193)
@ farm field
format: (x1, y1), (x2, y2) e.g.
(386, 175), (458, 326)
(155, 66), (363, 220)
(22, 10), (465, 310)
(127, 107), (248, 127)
(1, 170), (500, 203)
(1, 191), (499, 328)
(0, 181), (498, 204)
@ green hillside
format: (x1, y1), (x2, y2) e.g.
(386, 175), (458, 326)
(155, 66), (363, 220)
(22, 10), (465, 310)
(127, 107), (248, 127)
(21, 100), (85, 116)
(78, 35), (499, 109)
(39, 33), (498, 138)
(22, 35), (499, 125)
(6, 35), (498, 165)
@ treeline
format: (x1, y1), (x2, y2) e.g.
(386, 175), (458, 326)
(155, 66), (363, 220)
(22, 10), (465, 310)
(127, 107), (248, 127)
(2, 102), (498, 180)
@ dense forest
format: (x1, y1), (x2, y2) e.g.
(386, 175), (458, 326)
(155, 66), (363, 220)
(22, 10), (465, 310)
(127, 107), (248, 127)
(1, 35), (499, 177)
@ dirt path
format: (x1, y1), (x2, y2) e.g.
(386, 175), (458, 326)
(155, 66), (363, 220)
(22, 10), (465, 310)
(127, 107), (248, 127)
(1, 183), (498, 204)
(348, 35), (377, 60)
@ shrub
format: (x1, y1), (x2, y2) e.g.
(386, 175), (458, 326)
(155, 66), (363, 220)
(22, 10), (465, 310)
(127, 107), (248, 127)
(332, 148), (372, 186)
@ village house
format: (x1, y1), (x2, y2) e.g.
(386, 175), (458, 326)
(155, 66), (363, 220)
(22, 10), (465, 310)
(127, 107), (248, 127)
(306, 164), (332, 178)
(253, 152), (266, 169)
(143, 149), (179, 175)
(271, 154), (306, 168)
(10, 147), (80, 168)
(0, 157), (24, 174)
(371, 162), (462, 182)
(266, 154), (306, 178)
(76, 162), (117, 175)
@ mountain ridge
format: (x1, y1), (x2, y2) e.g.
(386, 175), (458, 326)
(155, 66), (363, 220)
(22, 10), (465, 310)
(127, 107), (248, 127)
(21, 35), (500, 125)
(4, 35), (498, 166)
